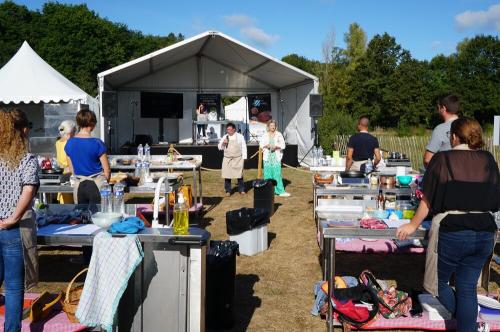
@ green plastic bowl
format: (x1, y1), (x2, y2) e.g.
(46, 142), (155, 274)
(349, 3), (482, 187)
(397, 175), (413, 186)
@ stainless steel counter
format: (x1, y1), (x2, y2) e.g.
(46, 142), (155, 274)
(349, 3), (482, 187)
(37, 207), (209, 332)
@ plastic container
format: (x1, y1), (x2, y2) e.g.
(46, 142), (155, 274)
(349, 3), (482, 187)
(99, 184), (112, 213)
(113, 183), (125, 216)
(173, 192), (189, 235)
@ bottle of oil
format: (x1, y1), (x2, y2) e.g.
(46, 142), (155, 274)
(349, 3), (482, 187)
(173, 192), (189, 235)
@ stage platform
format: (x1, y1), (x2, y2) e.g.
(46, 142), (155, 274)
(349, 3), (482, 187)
(119, 143), (299, 169)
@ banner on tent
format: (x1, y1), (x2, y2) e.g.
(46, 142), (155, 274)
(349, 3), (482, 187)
(197, 94), (221, 120)
(248, 94), (271, 124)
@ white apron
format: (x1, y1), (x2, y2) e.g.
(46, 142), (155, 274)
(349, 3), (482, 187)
(72, 173), (107, 203)
(221, 136), (243, 179)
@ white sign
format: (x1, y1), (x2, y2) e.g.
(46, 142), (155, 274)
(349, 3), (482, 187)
(494, 115), (500, 146)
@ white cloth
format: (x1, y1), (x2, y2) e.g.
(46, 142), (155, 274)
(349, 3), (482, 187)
(218, 132), (247, 159)
(259, 131), (286, 162)
(76, 232), (144, 331)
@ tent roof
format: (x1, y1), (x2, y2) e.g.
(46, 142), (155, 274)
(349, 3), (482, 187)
(0, 41), (89, 104)
(98, 31), (318, 90)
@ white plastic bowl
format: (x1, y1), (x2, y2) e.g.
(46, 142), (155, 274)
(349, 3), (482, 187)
(91, 212), (122, 228)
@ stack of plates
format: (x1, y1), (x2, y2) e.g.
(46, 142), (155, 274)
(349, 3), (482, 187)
(478, 295), (500, 309)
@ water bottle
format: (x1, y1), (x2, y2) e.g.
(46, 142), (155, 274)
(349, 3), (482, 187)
(318, 146), (323, 159)
(113, 183), (125, 216)
(143, 161), (152, 183)
(144, 143), (151, 162)
(312, 146), (318, 166)
(99, 184), (112, 213)
(137, 144), (144, 161)
(134, 161), (142, 177)
(173, 192), (189, 235)
(365, 158), (373, 174)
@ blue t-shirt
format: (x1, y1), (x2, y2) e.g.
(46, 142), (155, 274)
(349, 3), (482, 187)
(64, 137), (107, 176)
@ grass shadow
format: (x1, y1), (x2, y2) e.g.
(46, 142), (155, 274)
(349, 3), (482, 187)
(282, 178), (291, 188)
(203, 196), (224, 214)
(268, 232), (276, 248)
(230, 274), (261, 332)
(273, 202), (282, 213)
(38, 251), (85, 282)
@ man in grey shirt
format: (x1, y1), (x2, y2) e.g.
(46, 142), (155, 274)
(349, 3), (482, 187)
(423, 94), (459, 167)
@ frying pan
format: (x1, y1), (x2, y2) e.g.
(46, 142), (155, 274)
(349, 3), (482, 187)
(339, 170), (365, 178)
(41, 168), (63, 175)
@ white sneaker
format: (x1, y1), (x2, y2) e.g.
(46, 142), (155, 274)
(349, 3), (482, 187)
(279, 192), (291, 197)
(478, 322), (490, 332)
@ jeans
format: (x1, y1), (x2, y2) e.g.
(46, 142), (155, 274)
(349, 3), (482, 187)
(0, 227), (25, 332)
(224, 178), (244, 193)
(437, 230), (494, 332)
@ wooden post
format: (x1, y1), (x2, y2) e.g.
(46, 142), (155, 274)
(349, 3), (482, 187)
(257, 147), (263, 179)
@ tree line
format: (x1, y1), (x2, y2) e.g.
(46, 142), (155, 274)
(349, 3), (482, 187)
(282, 23), (500, 143)
(0, 1), (183, 95)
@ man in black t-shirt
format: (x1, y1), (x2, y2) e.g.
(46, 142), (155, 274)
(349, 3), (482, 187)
(345, 116), (381, 171)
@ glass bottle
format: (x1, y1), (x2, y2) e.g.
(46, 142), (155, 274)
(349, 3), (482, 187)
(144, 143), (151, 162)
(377, 190), (385, 210)
(173, 192), (189, 235)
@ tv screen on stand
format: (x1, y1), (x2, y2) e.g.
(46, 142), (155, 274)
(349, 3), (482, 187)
(141, 92), (183, 118)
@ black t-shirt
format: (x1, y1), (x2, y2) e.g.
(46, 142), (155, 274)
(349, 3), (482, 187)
(423, 149), (500, 232)
(347, 133), (379, 161)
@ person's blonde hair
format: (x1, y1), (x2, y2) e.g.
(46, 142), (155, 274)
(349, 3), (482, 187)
(0, 108), (29, 169)
(266, 119), (278, 131)
(58, 120), (76, 137)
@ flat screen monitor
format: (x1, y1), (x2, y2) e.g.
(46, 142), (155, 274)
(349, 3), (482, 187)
(141, 92), (183, 118)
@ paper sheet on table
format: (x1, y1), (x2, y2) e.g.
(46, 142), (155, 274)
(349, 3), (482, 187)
(383, 219), (411, 228)
(37, 224), (100, 236)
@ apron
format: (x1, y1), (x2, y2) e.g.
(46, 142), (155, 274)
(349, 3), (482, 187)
(73, 173), (107, 203)
(350, 160), (365, 171)
(221, 136), (244, 179)
(19, 210), (38, 290)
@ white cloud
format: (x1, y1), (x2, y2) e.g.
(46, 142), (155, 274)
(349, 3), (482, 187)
(241, 27), (280, 47)
(455, 3), (500, 31)
(431, 40), (442, 50)
(222, 13), (279, 48)
(223, 14), (255, 27)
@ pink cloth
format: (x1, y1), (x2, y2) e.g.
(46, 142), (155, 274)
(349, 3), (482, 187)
(0, 293), (87, 332)
(353, 311), (500, 330)
(335, 239), (426, 254)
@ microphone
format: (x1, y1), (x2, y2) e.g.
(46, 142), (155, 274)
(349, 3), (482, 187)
(223, 134), (229, 148)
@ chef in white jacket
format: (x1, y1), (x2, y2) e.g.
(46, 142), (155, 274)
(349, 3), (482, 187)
(218, 123), (247, 196)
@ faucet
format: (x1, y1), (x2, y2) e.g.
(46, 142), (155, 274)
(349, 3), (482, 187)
(152, 176), (172, 228)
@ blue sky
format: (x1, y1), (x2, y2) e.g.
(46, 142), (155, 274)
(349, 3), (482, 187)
(13, 0), (500, 61)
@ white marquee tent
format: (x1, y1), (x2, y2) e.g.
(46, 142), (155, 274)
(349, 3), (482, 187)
(0, 41), (94, 104)
(224, 97), (247, 122)
(0, 41), (98, 152)
(98, 30), (319, 159)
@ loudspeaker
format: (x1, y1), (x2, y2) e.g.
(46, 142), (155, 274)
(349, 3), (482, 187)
(101, 91), (118, 118)
(309, 94), (323, 117)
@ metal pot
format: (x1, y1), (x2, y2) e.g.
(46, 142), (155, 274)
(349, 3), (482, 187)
(340, 170), (365, 178)
(379, 175), (396, 185)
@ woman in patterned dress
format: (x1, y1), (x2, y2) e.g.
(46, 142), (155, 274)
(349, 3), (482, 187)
(0, 108), (40, 332)
(259, 120), (290, 197)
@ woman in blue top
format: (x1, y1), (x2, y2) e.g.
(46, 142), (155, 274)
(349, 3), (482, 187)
(65, 110), (110, 204)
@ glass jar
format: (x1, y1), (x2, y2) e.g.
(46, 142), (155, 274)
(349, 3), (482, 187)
(384, 192), (397, 209)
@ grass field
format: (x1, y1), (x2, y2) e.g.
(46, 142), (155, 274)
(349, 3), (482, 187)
(34, 168), (500, 332)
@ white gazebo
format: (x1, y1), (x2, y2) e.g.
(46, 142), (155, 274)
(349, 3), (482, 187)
(98, 31), (319, 159)
(0, 41), (98, 152)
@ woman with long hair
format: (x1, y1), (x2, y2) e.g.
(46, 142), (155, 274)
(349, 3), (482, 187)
(397, 117), (500, 331)
(0, 108), (39, 331)
(259, 120), (290, 197)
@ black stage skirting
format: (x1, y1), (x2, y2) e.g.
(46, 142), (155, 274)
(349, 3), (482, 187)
(119, 143), (299, 169)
